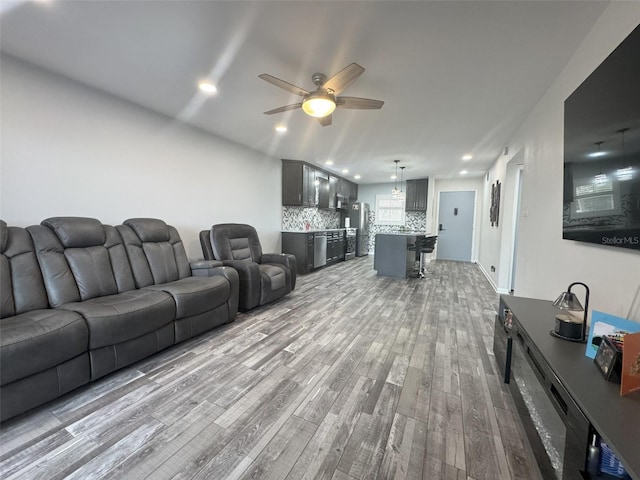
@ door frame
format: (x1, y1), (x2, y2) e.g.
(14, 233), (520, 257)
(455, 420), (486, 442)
(509, 166), (524, 293)
(435, 189), (478, 262)
(494, 151), (525, 294)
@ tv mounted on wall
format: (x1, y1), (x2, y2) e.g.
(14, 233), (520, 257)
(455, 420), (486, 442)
(563, 24), (640, 251)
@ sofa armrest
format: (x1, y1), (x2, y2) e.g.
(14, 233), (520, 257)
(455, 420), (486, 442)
(222, 260), (261, 311)
(261, 253), (295, 269)
(190, 260), (224, 277)
(261, 253), (297, 290)
(206, 266), (239, 319)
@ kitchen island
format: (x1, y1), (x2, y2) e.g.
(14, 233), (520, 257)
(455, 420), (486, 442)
(374, 232), (425, 278)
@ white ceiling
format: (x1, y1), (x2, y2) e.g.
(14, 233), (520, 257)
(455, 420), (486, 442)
(0, 0), (609, 184)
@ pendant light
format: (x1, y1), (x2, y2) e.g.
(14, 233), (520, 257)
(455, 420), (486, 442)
(392, 160), (402, 198)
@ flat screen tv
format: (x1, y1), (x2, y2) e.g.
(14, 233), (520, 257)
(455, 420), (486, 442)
(563, 24), (640, 251)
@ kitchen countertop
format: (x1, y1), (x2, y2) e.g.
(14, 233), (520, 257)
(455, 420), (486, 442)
(376, 232), (432, 236)
(282, 229), (346, 234)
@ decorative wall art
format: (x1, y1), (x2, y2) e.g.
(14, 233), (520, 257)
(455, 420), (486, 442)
(490, 180), (501, 226)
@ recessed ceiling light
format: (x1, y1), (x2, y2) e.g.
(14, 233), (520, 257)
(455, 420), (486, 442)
(354, 174), (361, 180)
(198, 81), (217, 94)
(325, 160), (334, 165)
(460, 170), (468, 175)
(275, 125), (287, 133)
(462, 154), (472, 161)
(390, 175), (397, 179)
(342, 169), (349, 174)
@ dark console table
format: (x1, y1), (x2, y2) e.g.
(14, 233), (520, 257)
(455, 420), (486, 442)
(493, 295), (640, 480)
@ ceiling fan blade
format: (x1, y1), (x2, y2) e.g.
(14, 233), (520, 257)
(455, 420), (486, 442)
(322, 63), (365, 95)
(263, 103), (302, 115)
(318, 115), (333, 127)
(336, 96), (384, 110)
(258, 74), (309, 97)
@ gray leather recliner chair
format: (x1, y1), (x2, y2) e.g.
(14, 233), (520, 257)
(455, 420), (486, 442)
(200, 224), (296, 311)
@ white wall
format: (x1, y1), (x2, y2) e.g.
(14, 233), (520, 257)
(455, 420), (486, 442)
(352, 182), (386, 211)
(480, 3), (640, 321)
(0, 56), (282, 259)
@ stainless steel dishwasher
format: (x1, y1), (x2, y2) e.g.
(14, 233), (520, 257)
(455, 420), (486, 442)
(313, 232), (327, 268)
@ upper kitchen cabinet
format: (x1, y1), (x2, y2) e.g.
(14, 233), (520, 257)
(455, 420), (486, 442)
(338, 178), (358, 201)
(329, 176), (338, 209)
(405, 178), (428, 211)
(282, 160), (317, 207)
(348, 181), (358, 201)
(283, 159), (358, 208)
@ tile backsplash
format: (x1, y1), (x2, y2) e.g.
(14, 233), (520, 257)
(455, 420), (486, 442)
(282, 207), (427, 256)
(282, 207), (341, 231)
(367, 210), (427, 253)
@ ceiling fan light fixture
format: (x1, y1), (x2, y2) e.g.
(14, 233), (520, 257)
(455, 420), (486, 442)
(302, 92), (336, 118)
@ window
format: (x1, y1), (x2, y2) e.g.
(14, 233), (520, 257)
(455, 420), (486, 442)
(375, 194), (405, 225)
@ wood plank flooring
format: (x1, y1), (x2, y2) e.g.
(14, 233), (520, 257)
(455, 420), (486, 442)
(0, 258), (543, 480)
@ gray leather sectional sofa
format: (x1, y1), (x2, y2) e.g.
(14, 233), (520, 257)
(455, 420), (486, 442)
(0, 217), (239, 422)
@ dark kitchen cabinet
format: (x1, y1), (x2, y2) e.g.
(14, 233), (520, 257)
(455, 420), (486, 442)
(283, 230), (345, 273)
(282, 159), (357, 208)
(329, 176), (338, 209)
(325, 231), (345, 265)
(304, 164), (317, 207)
(327, 235), (337, 264)
(335, 232), (345, 261)
(282, 160), (318, 207)
(347, 181), (358, 201)
(282, 161), (303, 206)
(282, 232), (314, 274)
(405, 178), (428, 211)
(338, 178), (358, 201)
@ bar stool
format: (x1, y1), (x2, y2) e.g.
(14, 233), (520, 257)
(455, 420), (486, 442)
(417, 235), (437, 278)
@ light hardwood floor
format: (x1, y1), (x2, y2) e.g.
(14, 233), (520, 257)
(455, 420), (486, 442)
(0, 258), (542, 480)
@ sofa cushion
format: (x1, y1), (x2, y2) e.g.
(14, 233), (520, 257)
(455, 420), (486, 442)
(259, 264), (287, 291)
(59, 289), (175, 349)
(29, 220), (137, 308)
(41, 217), (105, 248)
(209, 224), (263, 262)
(1, 223), (50, 318)
(144, 275), (231, 319)
(0, 308), (87, 385)
(117, 221), (191, 288)
(124, 218), (170, 243)
(0, 220), (7, 252)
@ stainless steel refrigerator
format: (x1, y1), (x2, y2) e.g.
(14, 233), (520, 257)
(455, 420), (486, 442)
(348, 202), (370, 256)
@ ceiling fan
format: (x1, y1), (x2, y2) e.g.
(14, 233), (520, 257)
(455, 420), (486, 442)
(259, 63), (384, 127)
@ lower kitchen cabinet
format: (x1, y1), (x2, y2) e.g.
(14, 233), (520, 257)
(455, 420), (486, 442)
(282, 230), (345, 274)
(326, 231), (345, 265)
(282, 232), (314, 274)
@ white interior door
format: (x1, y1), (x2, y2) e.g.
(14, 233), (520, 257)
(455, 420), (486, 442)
(437, 191), (475, 261)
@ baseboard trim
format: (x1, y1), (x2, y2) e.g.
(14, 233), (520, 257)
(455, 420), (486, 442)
(478, 263), (499, 293)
